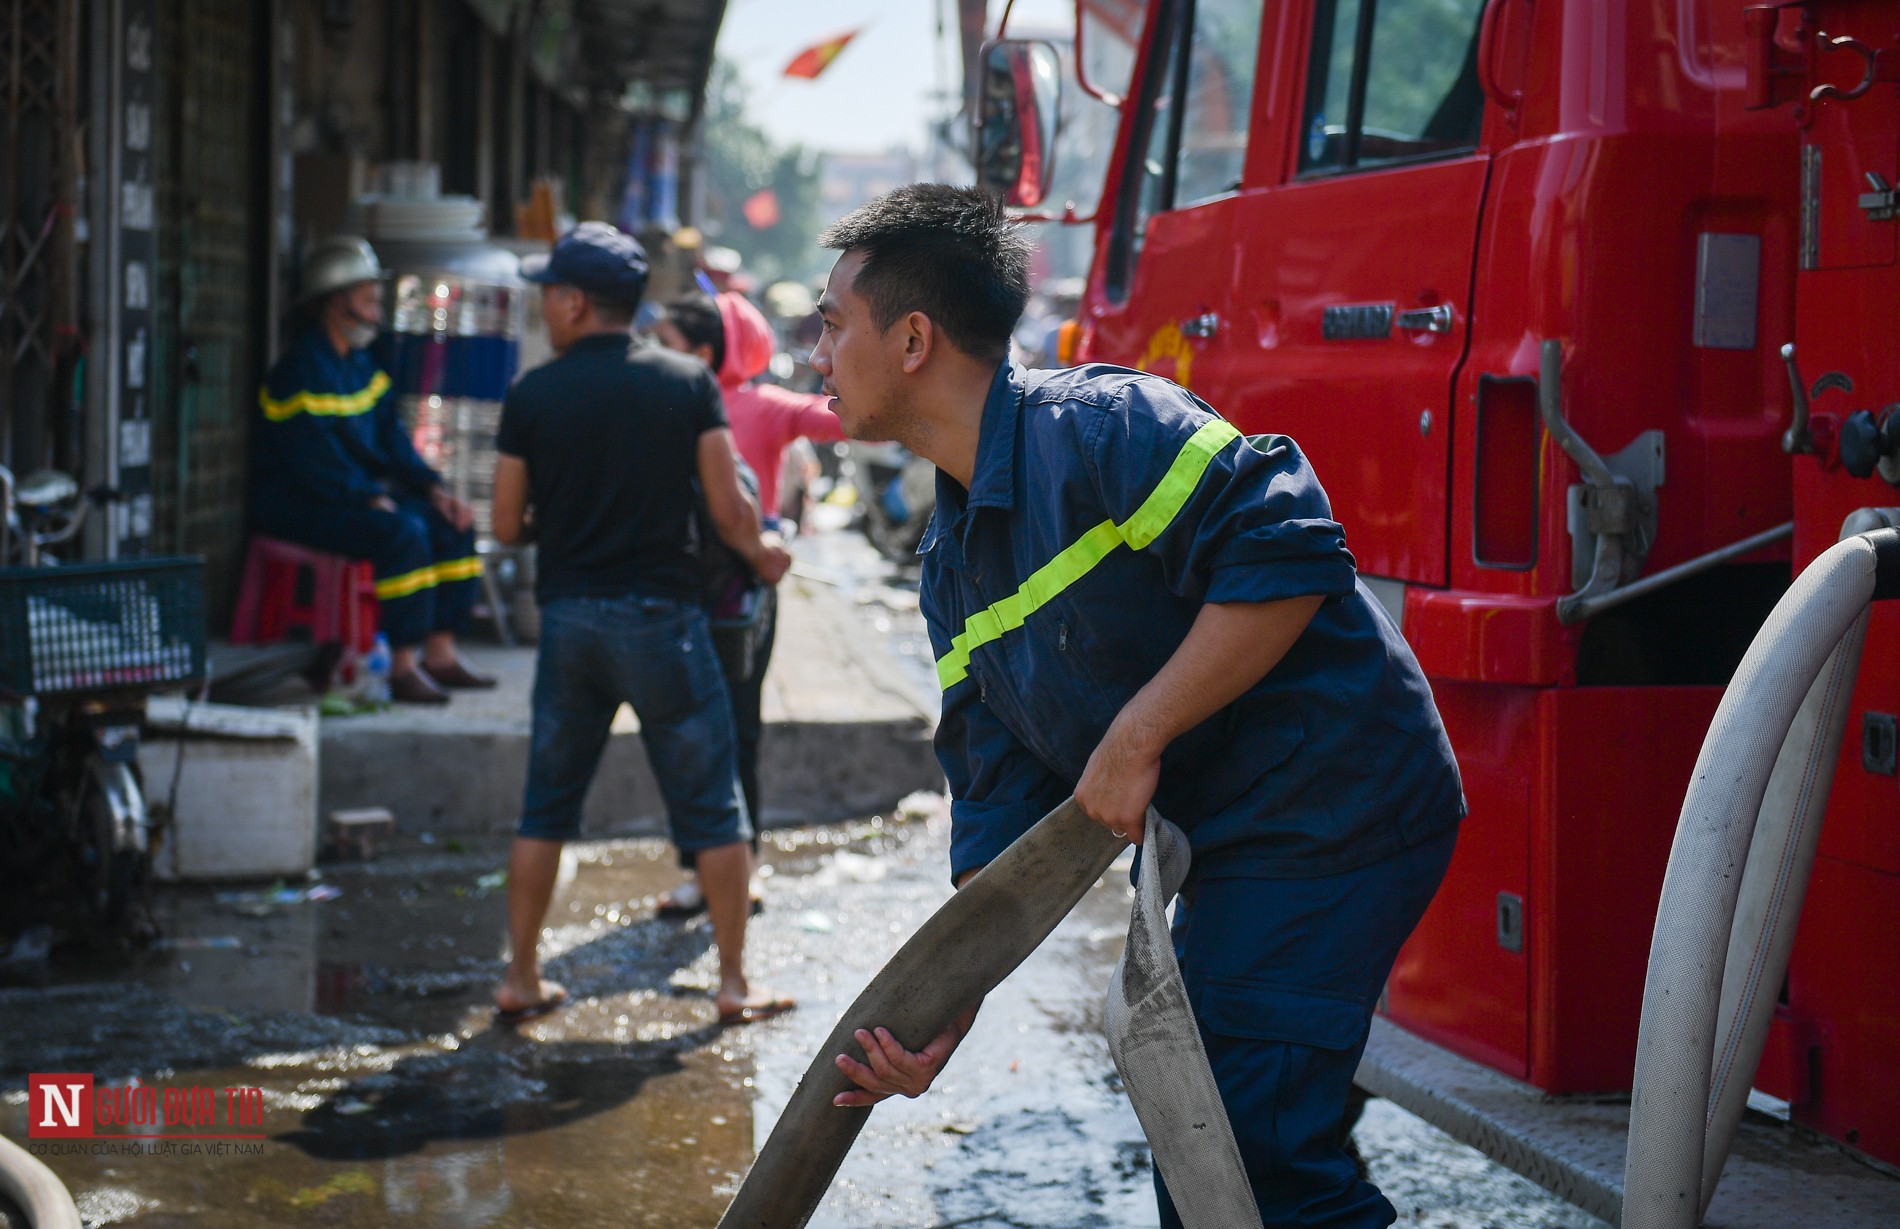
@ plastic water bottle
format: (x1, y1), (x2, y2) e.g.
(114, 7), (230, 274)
(363, 634), (392, 706)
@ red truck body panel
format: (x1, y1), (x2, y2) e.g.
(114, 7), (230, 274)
(1776, 0), (1900, 1164)
(1070, 0), (1898, 1166)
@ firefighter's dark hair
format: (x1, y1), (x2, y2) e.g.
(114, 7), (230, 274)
(663, 293), (726, 375)
(818, 183), (1030, 362)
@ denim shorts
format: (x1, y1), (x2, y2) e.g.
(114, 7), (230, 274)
(517, 593), (751, 850)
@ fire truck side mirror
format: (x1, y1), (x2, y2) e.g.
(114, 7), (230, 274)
(975, 40), (1062, 209)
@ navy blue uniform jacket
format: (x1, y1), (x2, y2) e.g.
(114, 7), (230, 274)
(922, 363), (1465, 883)
(253, 327), (440, 510)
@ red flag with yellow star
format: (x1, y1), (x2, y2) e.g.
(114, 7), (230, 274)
(783, 29), (860, 79)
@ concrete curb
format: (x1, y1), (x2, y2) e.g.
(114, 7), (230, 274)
(313, 552), (946, 836)
(319, 715), (943, 836)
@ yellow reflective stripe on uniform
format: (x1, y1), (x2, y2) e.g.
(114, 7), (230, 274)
(374, 563), (440, 601)
(936, 418), (1241, 690)
(373, 555), (484, 601)
(1121, 418), (1242, 549)
(432, 556), (483, 583)
(258, 370), (392, 422)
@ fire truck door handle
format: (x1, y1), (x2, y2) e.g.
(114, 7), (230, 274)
(1396, 305), (1454, 334)
(1178, 312), (1219, 340)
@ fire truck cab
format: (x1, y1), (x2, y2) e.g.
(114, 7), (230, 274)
(981, 0), (1900, 1220)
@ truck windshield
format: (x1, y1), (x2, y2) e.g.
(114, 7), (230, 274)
(1300, 0), (1486, 174)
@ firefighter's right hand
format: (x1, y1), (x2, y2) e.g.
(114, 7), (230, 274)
(833, 1004), (979, 1106)
(370, 495), (398, 514)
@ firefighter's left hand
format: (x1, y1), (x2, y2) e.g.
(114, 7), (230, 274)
(1075, 718), (1160, 845)
(432, 487), (476, 533)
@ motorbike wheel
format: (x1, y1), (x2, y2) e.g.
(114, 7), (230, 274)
(75, 759), (153, 936)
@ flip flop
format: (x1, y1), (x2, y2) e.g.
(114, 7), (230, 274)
(718, 997), (796, 1027)
(494, 986), (569, 1023)
(656, 882), (708, 918)
(656, 886), (766, 919)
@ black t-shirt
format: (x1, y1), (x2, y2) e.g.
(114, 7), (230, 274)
(496, 333), (728, 602)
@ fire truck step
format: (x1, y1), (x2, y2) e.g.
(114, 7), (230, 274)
(1354, 1018), (1900, 1228)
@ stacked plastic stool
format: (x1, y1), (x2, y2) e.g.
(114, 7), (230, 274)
(229, 535), (378, 654)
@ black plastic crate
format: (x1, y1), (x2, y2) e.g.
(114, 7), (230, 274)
(0, 557), (206, 696)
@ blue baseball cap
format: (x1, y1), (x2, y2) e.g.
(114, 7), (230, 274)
(520, 222), (650, 306)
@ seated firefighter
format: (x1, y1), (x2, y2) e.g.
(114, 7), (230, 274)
(251, 235), (495, 704)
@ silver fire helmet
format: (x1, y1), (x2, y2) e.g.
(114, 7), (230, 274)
(300, 235), (387, 303)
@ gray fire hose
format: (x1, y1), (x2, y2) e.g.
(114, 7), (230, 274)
(1107, 808), (1262, 1226)
(0, 1132), (81, 1229)
(1623, 521), (1900, 1229)
(716, 800), (1259, 1229)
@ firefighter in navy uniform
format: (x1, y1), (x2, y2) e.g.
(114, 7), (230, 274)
(818, 186), (1466, 1229)
(252, 235), (495, 704)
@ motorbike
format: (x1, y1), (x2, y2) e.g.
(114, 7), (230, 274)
(0, 466), (204, 947)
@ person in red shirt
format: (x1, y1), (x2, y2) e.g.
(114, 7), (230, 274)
(659, 291), (846, 521)
(654, 290), (846, 916)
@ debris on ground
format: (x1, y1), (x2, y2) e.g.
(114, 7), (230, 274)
(216, 881), (343, 916)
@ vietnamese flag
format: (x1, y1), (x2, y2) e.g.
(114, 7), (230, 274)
(783, 29), (859, 79)
(742, 189), (781, 230)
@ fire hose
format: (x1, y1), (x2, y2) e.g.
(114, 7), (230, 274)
(1623, 518), (1900, 1229)
(0, 1132), (81, 1229)
(715, 799), (1260, 1229)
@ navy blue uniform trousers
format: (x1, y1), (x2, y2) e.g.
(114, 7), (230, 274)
(1158, 825), (1458, 1229)
(255, 490), (478, 649)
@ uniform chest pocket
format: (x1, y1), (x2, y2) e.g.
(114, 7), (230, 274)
(1047, 609), (1117, 706)
(967, 632), (1105, 780)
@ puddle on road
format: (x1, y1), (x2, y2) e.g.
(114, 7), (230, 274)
(1, 814), (1605, 1228)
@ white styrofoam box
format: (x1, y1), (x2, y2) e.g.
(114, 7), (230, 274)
(141, 700), (319, 881)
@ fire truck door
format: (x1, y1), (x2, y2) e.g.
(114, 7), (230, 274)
(1085, 0), (1269, 412)
(1224, 0), (1490, 587)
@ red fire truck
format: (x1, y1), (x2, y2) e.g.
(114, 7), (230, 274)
(980, 1), (1899, 1222)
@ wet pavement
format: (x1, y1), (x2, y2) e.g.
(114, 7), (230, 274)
(1, 803), (1608, 1228)
(2, 525), (1610, 1227)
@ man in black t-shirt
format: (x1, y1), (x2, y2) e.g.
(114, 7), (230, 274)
(490, 223), (794, 1025)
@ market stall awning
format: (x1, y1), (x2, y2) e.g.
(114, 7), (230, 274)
(572, 0), (729, 117)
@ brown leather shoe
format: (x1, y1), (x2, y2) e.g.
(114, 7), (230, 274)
(424, 659), (498, 689)
(389, 668), (451, 704)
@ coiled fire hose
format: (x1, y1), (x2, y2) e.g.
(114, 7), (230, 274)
(0, 1132), (81, 1229)
(1623, 521), (1900, 1229)
(716, 799), (1260, 1229)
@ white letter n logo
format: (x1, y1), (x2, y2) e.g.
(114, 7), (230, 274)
(39, 1083), (84, 1129)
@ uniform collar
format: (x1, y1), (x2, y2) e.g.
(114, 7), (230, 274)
(919, 360), (1019, 556)
(966, 360), (1021, 511)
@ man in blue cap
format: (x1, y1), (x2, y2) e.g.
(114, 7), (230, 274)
(489, 222), (796, 1025)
